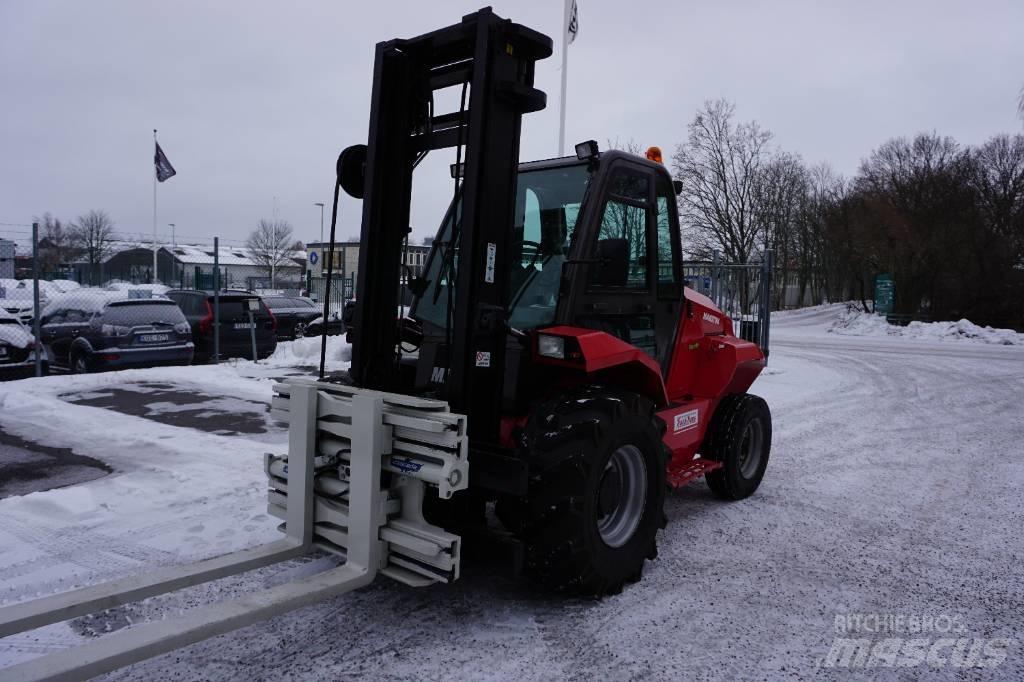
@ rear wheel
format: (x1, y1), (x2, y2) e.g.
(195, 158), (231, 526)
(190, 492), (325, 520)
(703, 394), (772, 500)
(501, 386), (668, 596)
(71, 351), (90, 375)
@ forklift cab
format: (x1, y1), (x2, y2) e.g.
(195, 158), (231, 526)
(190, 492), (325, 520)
(411, 147), (684, 379)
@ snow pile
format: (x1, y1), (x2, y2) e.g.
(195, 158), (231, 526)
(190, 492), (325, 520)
(266, 335), (351, 367)
(829, 306), (1024, 345)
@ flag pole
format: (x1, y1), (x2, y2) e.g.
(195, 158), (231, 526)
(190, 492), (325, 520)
(558, 0), (570, 156)
(152, 129), (158, 283)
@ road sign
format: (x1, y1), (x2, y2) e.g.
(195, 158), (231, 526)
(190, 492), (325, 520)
(874, 274), (894, 314)
(309, 251), (318, 265)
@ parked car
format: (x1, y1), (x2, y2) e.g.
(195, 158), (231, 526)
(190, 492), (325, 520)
(303, 310), (345, 337)
(262, 296), (321, 340)
(0, 278), (47, 324)
(47, 279), (81, 294)
(104, 282), (171, 296)
(39, 295), (193, 373)
(165, 289), (277, 362)
(0, 308), (47, 379)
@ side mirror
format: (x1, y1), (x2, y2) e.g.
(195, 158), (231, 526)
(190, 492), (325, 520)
(337, 144), (367, 199)
(594, 238), (629, 286)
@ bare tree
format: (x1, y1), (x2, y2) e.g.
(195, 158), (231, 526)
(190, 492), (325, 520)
(69, 209), (116, 284)
(606, 137), (643, 155)
(246, 218), (295, 286)
(672, 99), (773, 263)
(32, 212), (77, 272)
(970, 134), (1024, 264)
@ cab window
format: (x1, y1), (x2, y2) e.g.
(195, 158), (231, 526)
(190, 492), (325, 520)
(594, 169), (649, 289)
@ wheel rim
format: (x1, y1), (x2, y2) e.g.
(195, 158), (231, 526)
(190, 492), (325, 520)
(294, 323), (305, 339)
(596, 444), (647, 548)
(738, 417), (764, 479)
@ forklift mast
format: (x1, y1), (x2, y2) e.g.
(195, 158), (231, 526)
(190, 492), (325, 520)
(348, 7), (552, 441)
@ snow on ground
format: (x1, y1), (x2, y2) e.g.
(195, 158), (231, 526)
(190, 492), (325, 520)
(826, 304), (1024, 345)
(264, 333), (351, 367)
(1, 315), (1023, 678)
(0, 337), (351, 608)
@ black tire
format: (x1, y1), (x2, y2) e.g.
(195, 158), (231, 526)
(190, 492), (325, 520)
(703, 394), (772, 500)
(501, 386), (668, 596)
(294, 323), (306, 339)
(70, 350), (90, 375)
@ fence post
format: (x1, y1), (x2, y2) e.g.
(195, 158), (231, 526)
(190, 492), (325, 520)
(31, 223), (42, 377)
(761, 249), (773, 360)
(711, 250), (721, 307)
(213, 237), (220, 364)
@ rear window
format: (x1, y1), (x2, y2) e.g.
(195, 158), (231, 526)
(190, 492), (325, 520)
(265, 297), (313, 309)
(102, 302), (187, 326)
(214, 297), (266, 320)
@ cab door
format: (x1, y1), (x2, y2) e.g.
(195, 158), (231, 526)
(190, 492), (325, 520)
(568, 161), (663, 362)
(651, 173), (685, 374)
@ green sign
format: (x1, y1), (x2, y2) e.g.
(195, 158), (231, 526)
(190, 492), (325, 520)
(874, 274), (894, 314)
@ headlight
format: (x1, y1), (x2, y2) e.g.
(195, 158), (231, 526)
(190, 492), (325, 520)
(537, 334), (565, 359)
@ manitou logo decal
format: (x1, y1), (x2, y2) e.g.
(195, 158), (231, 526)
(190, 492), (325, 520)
(431, 367), (447, 383)
(702, 312), (720, 326)
(390, 457), (423, 474)
(673, 409), (699, 433)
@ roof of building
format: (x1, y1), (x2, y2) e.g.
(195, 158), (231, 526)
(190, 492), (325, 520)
(64, 241), (304, 269)
(305, 241), (430, 251)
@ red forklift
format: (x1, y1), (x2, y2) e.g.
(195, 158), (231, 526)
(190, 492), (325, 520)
(334, 5), (772, 595)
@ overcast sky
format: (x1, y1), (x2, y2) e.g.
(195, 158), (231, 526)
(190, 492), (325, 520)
(1, 0), (1022, 249)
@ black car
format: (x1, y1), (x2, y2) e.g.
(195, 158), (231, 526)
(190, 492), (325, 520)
(39, 297), (193, 373)
(0, 309), (48, 379)
(303, 309), (345, 337)
(262, 296), (320, 339)
(166, 290), (277, 362)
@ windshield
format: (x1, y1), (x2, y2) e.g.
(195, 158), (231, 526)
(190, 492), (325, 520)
(414, 162), (590, 331)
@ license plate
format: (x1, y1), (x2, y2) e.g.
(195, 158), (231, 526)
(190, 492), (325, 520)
(137, 333), (170, 343)
(233, 322), (255, 330)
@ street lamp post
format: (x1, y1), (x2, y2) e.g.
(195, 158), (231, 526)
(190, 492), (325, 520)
(314, 202), (325, 247)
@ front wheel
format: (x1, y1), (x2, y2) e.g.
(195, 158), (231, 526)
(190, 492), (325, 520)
(502, 387), (668, 596)
(703, 394), (772, 500)
(294, 323), (306, 339)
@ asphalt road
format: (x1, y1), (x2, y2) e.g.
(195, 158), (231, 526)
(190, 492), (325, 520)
(65, 382), (281, 436)
(0, 428), (110, 499)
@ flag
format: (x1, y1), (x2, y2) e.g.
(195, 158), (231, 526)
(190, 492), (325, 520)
(567, 0), (579, 44)
(155, 142), (176, 182)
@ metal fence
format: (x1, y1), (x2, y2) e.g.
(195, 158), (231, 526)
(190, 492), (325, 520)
(306, 274), (355, 311)
(682, 250), (773, 357)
